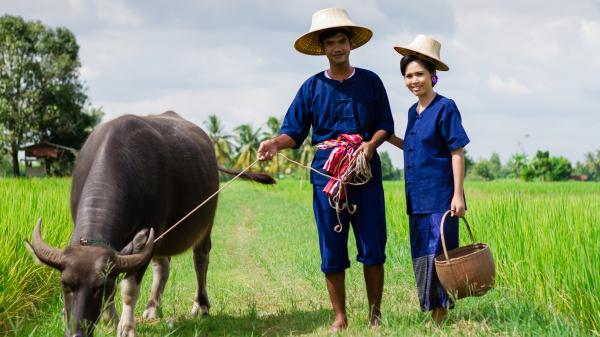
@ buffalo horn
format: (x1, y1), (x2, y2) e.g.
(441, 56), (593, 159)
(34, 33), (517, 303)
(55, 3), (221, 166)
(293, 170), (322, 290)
(25, 218), (65, 270)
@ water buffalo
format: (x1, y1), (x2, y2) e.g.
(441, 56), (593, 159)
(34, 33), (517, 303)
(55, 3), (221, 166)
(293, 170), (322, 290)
(25, 111), (274, 337)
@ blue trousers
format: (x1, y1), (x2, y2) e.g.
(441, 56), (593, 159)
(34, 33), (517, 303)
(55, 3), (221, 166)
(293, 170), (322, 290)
(313, 181), (387, 274)
(409, 212), (459, 311)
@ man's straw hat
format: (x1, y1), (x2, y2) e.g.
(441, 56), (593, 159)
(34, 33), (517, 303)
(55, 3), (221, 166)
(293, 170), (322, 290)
(294, 8), (372, 55)
(394, 34), (449, 71)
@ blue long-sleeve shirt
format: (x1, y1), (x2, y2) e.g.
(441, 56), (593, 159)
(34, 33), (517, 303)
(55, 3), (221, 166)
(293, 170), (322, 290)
(280, 68), (395, 185)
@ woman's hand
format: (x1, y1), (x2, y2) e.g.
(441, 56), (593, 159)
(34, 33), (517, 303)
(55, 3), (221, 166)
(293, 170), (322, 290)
(450, 193), (466, 217)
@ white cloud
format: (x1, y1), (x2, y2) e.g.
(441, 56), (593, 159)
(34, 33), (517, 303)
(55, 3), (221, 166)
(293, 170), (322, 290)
(487, 75), (530, 95)
(93, 0), (142, 27)
(581, 19), (600, 43)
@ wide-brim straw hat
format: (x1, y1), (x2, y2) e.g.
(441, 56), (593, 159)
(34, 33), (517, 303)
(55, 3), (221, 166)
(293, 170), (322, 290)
(294, 8), (372, 56)
(394, 34), (449, 71)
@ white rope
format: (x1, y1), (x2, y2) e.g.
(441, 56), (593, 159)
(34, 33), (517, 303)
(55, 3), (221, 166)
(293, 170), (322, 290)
(154, 158), (260, 243)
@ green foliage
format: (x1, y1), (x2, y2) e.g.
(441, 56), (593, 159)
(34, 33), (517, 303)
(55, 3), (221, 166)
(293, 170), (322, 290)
(574, 150), (600, 181)
(379, 150), (401, 180)
(470, 152), (505, 181)
(0, 15), (97, 176)
(522, 150), (572, 181)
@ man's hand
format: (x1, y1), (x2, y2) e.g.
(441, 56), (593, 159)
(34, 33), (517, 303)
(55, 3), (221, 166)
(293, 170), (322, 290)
(355, 141), (375, 161)
(450, 193), (466, 217)
(257, 139), (279, 161)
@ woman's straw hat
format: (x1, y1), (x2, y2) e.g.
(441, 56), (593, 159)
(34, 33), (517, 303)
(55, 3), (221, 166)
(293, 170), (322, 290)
(294, 8), (372, 55)
(394, 34), (449, 71)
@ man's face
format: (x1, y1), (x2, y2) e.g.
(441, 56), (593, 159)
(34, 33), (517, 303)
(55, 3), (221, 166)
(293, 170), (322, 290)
(323, 32), (351, 66)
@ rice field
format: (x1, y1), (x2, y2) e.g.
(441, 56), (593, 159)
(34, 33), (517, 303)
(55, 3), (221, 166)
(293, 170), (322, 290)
(0, 178), (598, 336)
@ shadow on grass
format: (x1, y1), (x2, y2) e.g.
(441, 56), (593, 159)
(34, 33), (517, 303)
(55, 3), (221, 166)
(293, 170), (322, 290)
(136, 308), (331, 337)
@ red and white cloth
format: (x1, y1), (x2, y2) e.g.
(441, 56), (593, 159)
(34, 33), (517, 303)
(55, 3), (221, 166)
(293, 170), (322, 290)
(317, 133), (363, 199)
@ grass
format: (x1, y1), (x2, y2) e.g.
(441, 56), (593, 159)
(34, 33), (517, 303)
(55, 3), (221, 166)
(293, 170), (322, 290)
(1, 178), (598, 336)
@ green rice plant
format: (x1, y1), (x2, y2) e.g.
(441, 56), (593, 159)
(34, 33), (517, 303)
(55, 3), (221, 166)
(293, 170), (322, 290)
(0, 178), (72, 331)
(2, 178), (597, 336)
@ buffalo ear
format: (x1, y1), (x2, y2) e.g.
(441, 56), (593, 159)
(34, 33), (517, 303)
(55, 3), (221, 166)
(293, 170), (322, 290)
(119, 228), (149, 255)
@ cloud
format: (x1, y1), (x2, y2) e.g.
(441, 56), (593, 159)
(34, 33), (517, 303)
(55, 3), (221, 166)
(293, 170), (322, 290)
(487, 75), (530, 94)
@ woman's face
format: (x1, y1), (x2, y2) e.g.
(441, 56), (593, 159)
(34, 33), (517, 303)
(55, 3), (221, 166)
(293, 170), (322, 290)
(404, 61), (434, 97)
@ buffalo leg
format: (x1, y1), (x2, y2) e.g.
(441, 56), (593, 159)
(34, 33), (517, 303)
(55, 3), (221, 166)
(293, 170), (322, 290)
(117, 268), (146, 337)
(101, 282), (119, 325)
(142, 257), (171, 320)
(191, 237), (211, 316)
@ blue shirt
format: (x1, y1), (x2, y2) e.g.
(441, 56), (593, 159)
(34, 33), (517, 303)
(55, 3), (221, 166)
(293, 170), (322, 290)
(280, 68), (395, 185)
(403, 94), (469, 214)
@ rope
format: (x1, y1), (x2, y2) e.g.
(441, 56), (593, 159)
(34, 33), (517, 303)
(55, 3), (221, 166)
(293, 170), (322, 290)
(154, 158), (260, 243)
(154, 148), (372, 243)
(278, 151), (372, 233)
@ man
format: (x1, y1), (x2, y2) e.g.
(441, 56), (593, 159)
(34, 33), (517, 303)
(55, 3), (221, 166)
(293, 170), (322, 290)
(257, 8), (394, 331)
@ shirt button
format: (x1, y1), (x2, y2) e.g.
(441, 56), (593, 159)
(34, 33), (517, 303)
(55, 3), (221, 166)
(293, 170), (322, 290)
(408, 147), (414, 151)
(410, 131), (415, 135)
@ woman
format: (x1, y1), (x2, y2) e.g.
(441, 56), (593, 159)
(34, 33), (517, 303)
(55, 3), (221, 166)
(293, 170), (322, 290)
(388, 35), (470, 324)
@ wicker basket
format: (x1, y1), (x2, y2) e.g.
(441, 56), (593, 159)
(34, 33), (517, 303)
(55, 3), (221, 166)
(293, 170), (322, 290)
(434, 211), (495, 299)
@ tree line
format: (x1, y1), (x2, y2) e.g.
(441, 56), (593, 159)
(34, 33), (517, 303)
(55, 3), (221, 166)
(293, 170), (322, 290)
(465, 150), (600, 182)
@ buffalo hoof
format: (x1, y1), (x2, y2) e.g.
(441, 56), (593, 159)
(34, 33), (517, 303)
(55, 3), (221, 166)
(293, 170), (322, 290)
(117, 320), (136, 337)
(191, 302), (209, 317)
(142, 306), (160, 321)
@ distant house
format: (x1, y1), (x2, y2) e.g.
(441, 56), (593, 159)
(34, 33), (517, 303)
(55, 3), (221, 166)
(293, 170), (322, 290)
(20, 140), (77, 177)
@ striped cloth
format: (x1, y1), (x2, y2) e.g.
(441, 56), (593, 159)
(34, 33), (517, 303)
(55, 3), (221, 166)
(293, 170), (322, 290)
(317, 134), (363, 199)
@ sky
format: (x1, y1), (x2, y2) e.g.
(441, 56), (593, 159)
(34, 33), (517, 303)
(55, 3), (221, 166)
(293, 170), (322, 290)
(3, 0), (600, 168)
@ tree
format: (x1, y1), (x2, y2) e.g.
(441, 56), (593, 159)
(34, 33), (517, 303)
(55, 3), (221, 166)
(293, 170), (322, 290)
(549, 156), (572, 181)
(233, 123), (262, 169)
(528, 150), (552, 181)
(379, 150), (401, 180)
(203, 114), (233, 166)
(0, 15), (93, 176)
(463, 149), (475, 175)
(583, 150), (600, 181)
(507, 152), (528, 178)
(263, 116), (282, 176)
(473, 159), (493, 180)
(488, 152), (503, 178)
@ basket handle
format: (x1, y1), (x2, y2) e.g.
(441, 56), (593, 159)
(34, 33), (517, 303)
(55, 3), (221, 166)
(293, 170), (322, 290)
(440, 210), (476, 262)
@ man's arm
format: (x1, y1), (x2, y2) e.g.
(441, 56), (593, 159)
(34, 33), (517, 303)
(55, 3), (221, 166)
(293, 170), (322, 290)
(356, 130), (390, 161)
(257, 134), (297, 161)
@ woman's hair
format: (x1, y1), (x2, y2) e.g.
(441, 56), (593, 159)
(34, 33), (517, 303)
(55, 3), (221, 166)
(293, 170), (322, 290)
(318, 27), (353, 45)
(400, 55), (436, 76)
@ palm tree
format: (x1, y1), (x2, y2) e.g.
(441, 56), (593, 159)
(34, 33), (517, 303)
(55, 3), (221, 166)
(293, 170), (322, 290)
(263, 116), (283, 176)
(233, 123), (262, 169)
(297, 130), (315, 180)
(203, 114), (233, 166)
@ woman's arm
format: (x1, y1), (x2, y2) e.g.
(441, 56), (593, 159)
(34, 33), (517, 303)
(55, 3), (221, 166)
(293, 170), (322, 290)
(450, 147), (466, 217)
(387, 134), (404, 150)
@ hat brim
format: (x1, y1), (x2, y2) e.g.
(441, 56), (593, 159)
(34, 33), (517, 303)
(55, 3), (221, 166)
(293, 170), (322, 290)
(394, 46), (449, 71)
(295, 26), (372, 56)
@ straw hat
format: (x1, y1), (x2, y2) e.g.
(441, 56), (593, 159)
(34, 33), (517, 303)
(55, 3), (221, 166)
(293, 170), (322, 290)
(394, 34), (449, 71)
(294, 8), (372, 55)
